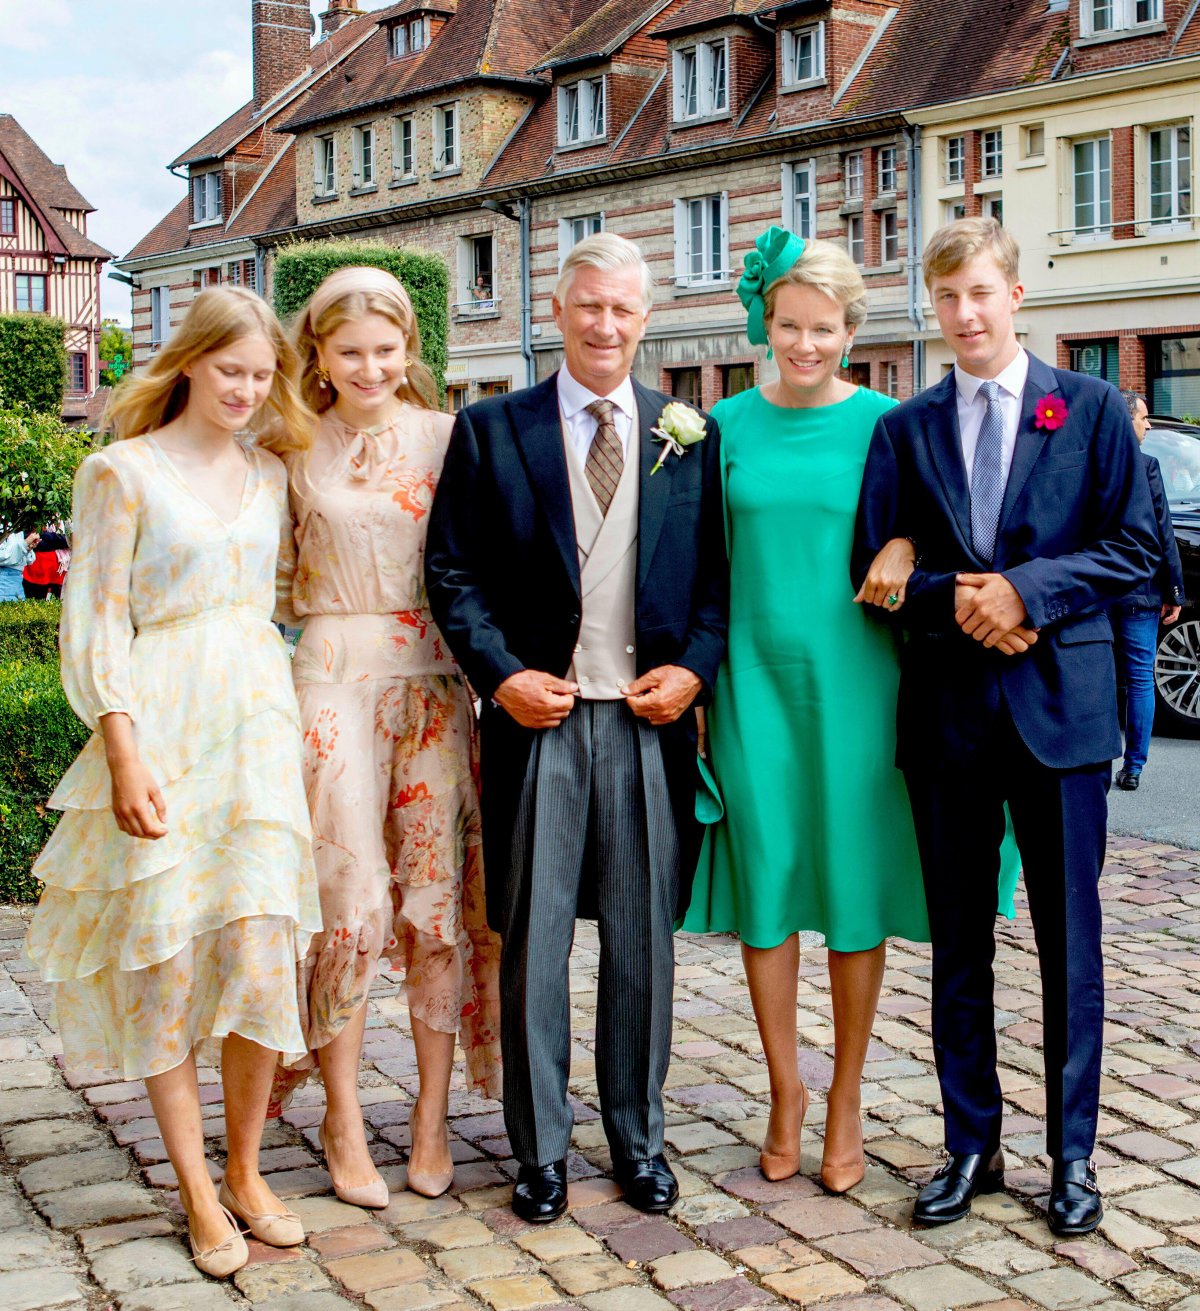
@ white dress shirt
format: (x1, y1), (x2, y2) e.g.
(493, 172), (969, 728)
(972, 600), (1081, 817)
(557, 368), (635, 464)
(955, 348), (1029, 492)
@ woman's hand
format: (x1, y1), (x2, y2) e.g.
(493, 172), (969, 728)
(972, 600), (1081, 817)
(100, 713), (168, 839)
(854, 537), (916, 612)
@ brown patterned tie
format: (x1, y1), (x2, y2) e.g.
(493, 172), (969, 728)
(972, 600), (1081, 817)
(584, 399), (624, 516)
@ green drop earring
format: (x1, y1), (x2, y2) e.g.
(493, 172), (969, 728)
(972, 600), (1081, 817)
(841, 350), (851, 369)
(766, 344), (774, 361)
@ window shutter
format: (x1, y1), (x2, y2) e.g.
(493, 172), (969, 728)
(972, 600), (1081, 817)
(673, 199), (688, 285)
(720, 191), (730, 281)
(780, 162), (792, 227)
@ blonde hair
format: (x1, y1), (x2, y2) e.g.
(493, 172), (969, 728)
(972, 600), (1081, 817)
(293, 267), (438, 415)
(763, 238), (868, 330)
(923, 217), (1020, 287)
(104, 287), (312, 453)
(555, 232), (654, 312)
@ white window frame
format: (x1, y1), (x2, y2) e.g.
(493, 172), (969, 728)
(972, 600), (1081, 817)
(558, 212), (605, 266)
(1148, 123), (1191, 229)
(391, 22), (408, 56)
(1080, 0), (1162, 35)
(457, 233), (496, 312)
(1023, 123), (1046, 159)
(845, 152), (864, 200)
(409, 15), (428, 51)
(945, 136), (965, 185)
(881, 209), (900, 263)
(782, 159), (818, 239)
(433, 102), (459, 172)
(672, 39), (728, 121)
(191, 170), (222, 225)
(781, 22), (825, 88)
(558, 76), (606, 147)
(150, 286), (168, 345)
(393, 115), (415, 180)
(983, 194), (1004, 223)
(883, 361), (899, 399)
(1073, 134), (1111, 240)
(847, 213), (864, 266)
(353, 125), (375, 188)
(314, 135), (336, 196)
(981, 129), (1003, 179)
(878, 145), (897, 194)
(673, 193), (730, 287)
(944, 198), (967, 223)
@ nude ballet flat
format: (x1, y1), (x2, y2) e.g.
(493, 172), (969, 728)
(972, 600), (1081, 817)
(218, 1178), (305, 1247)
(759, 1081), (810, 1183)
(189, 1204), (249, 1279)
(318, 1119), (390, 1210)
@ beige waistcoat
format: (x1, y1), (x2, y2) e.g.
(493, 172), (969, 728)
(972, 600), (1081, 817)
(563, 414), (639, 700)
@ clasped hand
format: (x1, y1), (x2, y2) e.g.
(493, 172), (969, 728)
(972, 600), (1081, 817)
(954, 572), (1039, 655)
(496, 664), (701, 729)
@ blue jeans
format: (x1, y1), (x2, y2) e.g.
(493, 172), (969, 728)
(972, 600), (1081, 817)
(1112, 605), (1160, 772)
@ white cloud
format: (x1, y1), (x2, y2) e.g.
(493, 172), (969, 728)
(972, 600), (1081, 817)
(0, 0), (70, 52)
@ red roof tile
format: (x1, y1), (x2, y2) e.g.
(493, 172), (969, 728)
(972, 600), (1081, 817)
(649, 0), (777, 38)
(536, 0), (674, 69)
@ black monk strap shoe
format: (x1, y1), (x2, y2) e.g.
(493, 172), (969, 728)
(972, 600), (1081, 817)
(913, 1149), (1005, 1226)
(1115, 768), (1141, 791)
(1048, 1158), (1102, 1236)
(512, 1160), (568, 1224)
(613, 1154), (679, 1213)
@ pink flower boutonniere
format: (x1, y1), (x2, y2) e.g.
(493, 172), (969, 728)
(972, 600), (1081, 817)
(1034, 395), (1068, 432)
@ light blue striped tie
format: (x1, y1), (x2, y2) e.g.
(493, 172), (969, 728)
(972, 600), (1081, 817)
(970, 380), (1006, 564)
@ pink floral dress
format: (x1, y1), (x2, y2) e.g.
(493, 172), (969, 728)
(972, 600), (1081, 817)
(275, 407), (501, 1104)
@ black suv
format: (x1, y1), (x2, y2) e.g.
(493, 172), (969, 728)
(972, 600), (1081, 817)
(1142, 416), (1200, 737)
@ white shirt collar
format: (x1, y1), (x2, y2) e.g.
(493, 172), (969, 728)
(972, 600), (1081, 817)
(557, 367), (636, 423)
(954, 347), (1029, 406)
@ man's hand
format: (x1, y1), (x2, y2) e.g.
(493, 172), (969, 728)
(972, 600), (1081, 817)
(625, 665), (702, 726)
(495, 670), (578, 729)
(991, 625), (1040, 656)
(1163, 604), (1182, 625)
(955, 572), (1030, 648)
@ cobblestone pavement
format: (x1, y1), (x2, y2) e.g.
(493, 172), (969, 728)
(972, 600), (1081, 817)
(4, 836), (1200, 1311)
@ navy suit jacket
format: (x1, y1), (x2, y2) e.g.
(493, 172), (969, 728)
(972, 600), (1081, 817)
(852, 353), (1158, 771)
(1119, 453), (1186, 610)
(425, 372), (728, 928)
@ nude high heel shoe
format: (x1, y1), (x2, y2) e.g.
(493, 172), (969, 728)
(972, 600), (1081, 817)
(406, 1101), (454, 1199)
(318, 1119), (390, 1210)
(820, 1112), (866, 1195)
(188, 1204), (249, 1279)
(759, 1082), (809, 1183)
(218, 1178), (305, 1247)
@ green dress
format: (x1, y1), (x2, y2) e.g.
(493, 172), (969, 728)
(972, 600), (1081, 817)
(683, 386), (1019, 950)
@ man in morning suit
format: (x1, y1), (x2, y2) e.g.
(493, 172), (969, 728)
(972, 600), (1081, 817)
(426, 233), (727, 1223)
(852, 218), (1157, 1237)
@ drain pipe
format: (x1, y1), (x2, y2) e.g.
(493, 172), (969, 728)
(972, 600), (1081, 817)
(904, 123), (926, 394)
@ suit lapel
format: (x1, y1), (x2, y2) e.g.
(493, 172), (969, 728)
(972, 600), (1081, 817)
(512, 373), (580, 598)
(633, 379), (669, 589)
(997, 353), (1058, 539)
(924, 372), (975, 554)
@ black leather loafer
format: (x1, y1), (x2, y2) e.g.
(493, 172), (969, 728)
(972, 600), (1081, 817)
(1115, 768), (1141, 791)
(613, 1153), (679, 1213)
(1048, 1158), (1102, 1235)
(913, 1149), (1005, 1226)
(512, 1159), (568, 1223)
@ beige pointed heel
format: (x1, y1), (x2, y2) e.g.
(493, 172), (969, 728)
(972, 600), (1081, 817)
(820, 1106), (866, 1195)
(318, 1119), (390, 1210)
(406, 1099), (454, 1198)
(760, 1082), (810, 1183)
(189, 1204), (249, 1279)
(218, 1178), (305, 1247)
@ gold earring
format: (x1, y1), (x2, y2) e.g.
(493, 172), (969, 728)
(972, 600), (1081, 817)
(316, 363), (330, 388)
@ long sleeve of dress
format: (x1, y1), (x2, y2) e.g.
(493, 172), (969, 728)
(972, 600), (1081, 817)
(273, 503), (301, 628)
(59, 453), (138, 730)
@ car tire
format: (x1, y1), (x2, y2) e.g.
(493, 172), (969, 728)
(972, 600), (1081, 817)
(1154, 612), (1200, 738)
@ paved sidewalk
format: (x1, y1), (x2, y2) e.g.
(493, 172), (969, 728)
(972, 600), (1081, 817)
(3, 836), (1200, 1311)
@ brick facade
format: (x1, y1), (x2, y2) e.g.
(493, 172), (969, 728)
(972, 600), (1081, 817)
(252, 1), (312, 112)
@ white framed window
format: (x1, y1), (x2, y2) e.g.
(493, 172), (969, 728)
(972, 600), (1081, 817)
(393, 115), (415, 179)
(783, 159), (817, 239)
(673, 193), (729, 287)
(1080, 0), (1161, 35)
(314, 135), (336, 195)
(845, 152), (863, 200)
(226, 258), (257, 291)
(558, 77), (606, 146)
(883, 361), (899, 398)
(433, 103), (459, 172)
(847, 214), (864, 266)
(1073, 135), (1111, 238)
(983, 194), (1004, 223)
(981, 129), (1003, 179)
(191, 170), (222, 224)
(945, 136), (965, 184)
(391, 22), (408, 56)
(878, 145), (897, 193)
(1149, 123), (1191, 228)
(944, 198), (967, 223)
(353, 125), (375, 187)
(1022, 123), (1046, 159)
(150, 286), (168, 345)
(782, 22), (825, 87)
(558, 213), (605, 265)
(409, 16), (428, 51)
(457, 233), (495, 313)
(673, 39), (727, 121)
(881, 209), (900, 263)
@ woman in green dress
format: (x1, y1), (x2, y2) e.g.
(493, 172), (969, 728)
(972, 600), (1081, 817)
(684, 228), (1018, 1195)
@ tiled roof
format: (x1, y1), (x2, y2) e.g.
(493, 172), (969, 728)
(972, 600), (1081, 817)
(0, 115), (111, 260)
(123, 197), (192, 262)
(649, 0), (776, 38)
(535, 0), (674, 69)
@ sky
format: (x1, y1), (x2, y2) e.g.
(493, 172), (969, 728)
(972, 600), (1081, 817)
(0, 2), (271, 323)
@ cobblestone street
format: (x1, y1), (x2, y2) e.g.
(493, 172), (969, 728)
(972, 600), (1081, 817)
(3, 835), (1200, 1311)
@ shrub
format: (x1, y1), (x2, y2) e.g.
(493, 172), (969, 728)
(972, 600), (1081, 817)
(0, 405), (93, 534)
(0, 597), (61, 663)
(272, 240), (449, 398)
(0, 314), (67, 413)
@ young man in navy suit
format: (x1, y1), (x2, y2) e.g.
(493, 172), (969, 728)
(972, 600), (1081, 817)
(853, 219), (1157, 1236)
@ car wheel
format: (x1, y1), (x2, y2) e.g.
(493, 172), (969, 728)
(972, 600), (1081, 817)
(1154, 614), (1200, 738)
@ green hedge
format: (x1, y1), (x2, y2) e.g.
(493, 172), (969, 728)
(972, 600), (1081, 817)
(0, 314), (67, 413)
(0, 597), (61, 663)
(272, 240), (449, 397)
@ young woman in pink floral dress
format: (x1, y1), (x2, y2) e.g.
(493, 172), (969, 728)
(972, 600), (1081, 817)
(275, 266), (501, 1205)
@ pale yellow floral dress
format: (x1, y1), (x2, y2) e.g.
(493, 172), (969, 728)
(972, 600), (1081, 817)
(274, 407), (501, 1103)
(26, 438), (322, 1080)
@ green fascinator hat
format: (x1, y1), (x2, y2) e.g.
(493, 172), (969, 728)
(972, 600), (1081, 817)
(737, 224), (806, 346)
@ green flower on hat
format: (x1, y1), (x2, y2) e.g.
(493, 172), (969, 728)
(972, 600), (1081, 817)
(736, 225), (806, 346)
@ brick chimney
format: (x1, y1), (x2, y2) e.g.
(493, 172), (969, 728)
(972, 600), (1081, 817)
(252, 1), (312, 113)
(319, 0), (362, 36)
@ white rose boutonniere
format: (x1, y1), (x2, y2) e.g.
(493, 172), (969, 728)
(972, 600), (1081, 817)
(650, 402), (707, 475)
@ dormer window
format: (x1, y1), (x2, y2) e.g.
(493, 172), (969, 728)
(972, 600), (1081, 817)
(1080, 0), (1161, 35)
(559, 77), (606, 147)
(782, 22), (825, 88)
(391, 15), (430, 57)
(673, 39), (727, 122)
(191, 170), (222, 225)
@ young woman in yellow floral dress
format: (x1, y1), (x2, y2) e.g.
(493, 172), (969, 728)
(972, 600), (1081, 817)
(274, 266), (501, 1206)
(27, 288), (323, 1277)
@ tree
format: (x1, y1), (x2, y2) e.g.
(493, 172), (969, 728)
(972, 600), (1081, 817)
(99, 320), (133, 387)
(0, 314), (67, 413)
(0, 406), (93, 533)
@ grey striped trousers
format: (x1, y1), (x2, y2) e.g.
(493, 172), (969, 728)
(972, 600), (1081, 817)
(498, 699), (681, 1166)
